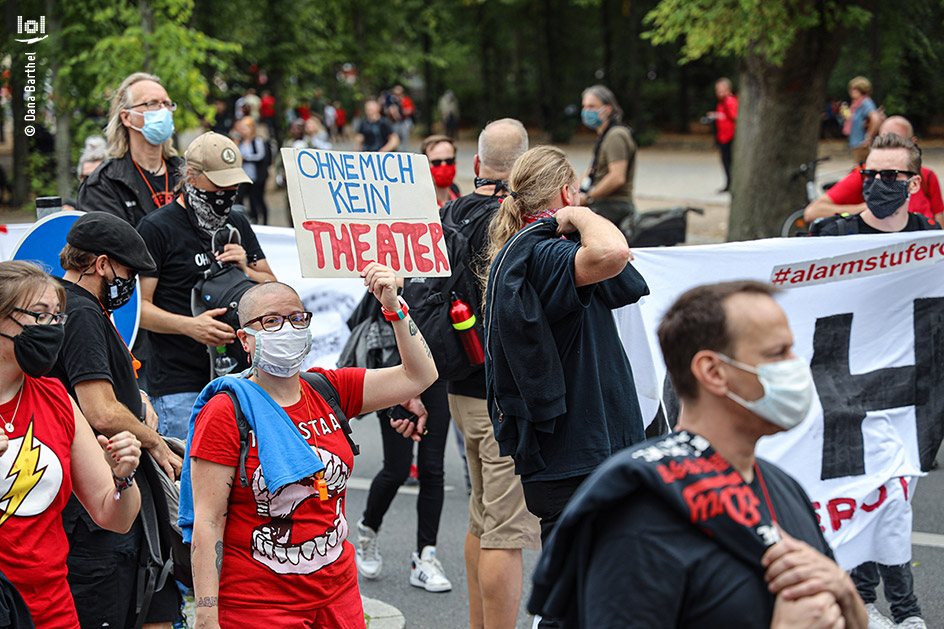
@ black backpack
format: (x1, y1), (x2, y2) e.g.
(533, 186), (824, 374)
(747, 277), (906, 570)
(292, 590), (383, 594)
(401, 195), (498, 382)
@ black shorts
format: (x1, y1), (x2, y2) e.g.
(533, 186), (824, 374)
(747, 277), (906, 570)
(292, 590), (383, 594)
(65, 505), (181, 627)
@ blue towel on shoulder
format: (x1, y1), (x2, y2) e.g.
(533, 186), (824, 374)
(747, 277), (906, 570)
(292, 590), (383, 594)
(177, 374), (326, 542)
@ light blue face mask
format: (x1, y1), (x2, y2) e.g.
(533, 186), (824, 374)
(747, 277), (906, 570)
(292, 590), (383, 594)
(718, 354), (814, 430)
(127, 107), (175, 146)
(581, 108), (603, 129)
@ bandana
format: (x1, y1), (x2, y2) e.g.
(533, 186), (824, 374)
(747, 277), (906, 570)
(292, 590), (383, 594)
(184, 184), (238, 237)
(522, 208), (562, 224)
(474, 177), (514, 197)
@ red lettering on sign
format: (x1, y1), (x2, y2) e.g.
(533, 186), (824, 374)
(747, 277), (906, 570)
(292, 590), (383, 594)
(429, 222), (449, 273)
(391, 222), (433, 273)
(375, 223), (400, 270)
(390, 223), (415, 272)
(349, 223), (371, 272)
(861, 485), (887, 512)
(827, 497), (856, 532)
(302, 221), (334, 269)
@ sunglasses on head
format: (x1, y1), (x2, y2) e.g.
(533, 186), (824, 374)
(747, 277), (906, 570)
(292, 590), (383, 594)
(859, 169), (916, 183)
(430, 158), (456, 167)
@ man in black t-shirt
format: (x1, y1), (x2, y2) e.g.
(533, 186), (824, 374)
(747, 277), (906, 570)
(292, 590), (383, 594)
(811, 133), (940, 237)
(137, 132), (276, 440)
(51, 211), (183, 629)
(529, 281), (868, 628)
(355, 99), (399, 152)
(443, 119), (542, 629)
(810, 133), (931, 628)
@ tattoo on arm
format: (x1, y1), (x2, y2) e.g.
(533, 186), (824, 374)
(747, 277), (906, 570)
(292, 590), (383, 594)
(196, 596), (219, 608)
(408, 320), (418, 336)
(215, 540), (224, 576)
(421, 337), (432, 359)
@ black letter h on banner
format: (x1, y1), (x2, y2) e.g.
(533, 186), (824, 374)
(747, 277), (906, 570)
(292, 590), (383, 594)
(811, 298), (944, 480)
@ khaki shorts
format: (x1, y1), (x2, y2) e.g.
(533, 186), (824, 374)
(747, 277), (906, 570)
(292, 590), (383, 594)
(448, 393), (541, 550)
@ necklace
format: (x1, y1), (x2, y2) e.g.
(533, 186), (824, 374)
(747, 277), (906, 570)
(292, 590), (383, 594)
(0, 383), (24, 434)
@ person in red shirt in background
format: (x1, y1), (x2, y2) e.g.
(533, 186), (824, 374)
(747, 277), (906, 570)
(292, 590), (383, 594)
(804, 116), (944, 225)
(260, 90), (278, 145)
(334, 102), (348, 140)
(707, 78), (738, 192)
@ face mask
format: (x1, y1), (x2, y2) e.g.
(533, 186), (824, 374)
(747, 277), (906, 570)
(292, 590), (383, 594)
(185, 183), (238, 236)
(718, 354), (814, 430)
(430, 164), (456, 188)
(126, 107), (175, 146)
(244, 325), (312, 378)
(102, 262), (136, 311)
(0, 319), (64, 378)
(862, 177), (911, 219)
(582, 108), (603, 129)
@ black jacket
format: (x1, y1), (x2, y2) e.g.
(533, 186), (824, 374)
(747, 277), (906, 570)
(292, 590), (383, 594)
(77, 151), (183, 226)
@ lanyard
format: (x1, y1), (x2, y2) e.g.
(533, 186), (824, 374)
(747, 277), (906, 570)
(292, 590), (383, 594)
(97, 297), (141, 377)
(132, 157), (168, 208)
(754, 461), (778, 525)
(302, 383), (329, 501)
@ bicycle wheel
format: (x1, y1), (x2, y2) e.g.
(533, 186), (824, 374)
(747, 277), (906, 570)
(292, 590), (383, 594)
(781, 208), (810, 237)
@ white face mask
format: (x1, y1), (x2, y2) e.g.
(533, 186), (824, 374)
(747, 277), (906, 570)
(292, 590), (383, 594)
(718, 354), (814, 430)
(244, 326), (312, 378)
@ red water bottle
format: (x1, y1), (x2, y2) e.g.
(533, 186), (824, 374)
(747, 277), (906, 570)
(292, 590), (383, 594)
(450, 292), (485, 366)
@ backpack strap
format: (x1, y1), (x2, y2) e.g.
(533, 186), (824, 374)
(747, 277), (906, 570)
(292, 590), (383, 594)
(222, 390), (252, 488)
(300, 371), (360, 456)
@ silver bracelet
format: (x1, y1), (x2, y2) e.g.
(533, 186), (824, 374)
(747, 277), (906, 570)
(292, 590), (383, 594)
(112, 469), (136, 500)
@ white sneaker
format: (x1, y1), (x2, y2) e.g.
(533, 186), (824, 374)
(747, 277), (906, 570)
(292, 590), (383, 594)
(410, 546), (452, 592)
(355, 519), (382, 579)
(897, 617), (927, 629)
(865, 604), (897, 629)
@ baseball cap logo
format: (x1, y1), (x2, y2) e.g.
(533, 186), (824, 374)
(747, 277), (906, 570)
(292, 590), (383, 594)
(221, 148), (237, 164)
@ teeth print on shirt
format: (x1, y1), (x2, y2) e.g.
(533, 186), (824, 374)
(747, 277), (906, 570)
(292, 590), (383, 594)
(249, 446), (351, 574)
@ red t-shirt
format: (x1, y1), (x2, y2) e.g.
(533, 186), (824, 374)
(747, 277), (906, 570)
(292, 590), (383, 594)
(826, 166), (944, 220)
(715, 95), (739, 144)
(0, 376), (79, 628)
(189, 368), (365, 610)
(260, 95), (276, 119)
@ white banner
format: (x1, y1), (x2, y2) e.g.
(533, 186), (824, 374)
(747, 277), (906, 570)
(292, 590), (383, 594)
(618, 232), (944, 569)
(281, 148), (449, 278)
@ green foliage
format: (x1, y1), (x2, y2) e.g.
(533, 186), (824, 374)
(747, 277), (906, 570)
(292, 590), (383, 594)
(644, 0), (871, 65)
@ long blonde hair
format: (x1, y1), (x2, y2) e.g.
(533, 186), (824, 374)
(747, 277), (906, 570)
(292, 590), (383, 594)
(104, 72), (178, 160)
(483, 146), (576, 270)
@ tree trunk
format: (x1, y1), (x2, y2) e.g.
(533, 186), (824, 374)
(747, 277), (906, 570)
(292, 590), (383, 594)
(727, 24), (848, 240)
(5, 0), (30, 210)
(422, 30), (433, 136)
(47, 0), (72, 200)
(139, 0), (155, 72)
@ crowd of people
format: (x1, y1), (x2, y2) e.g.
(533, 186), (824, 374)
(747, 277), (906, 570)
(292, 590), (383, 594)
(0, 67), (938, 629)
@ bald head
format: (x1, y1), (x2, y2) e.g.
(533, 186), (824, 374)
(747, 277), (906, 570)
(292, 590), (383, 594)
(238, 282), (302, 327)
(879, 116), (914, 141)
(477, 118), (529, 178)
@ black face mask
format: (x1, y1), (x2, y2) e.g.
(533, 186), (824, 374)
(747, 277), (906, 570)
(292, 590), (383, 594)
(0, 319), (64, 378)
(862, 177), (911, 219)
(101, 262), (136, 311)
(474, 177), (513, 197)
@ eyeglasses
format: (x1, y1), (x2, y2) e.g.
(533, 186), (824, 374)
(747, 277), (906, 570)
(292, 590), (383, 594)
(244, 311), (312, 332)
(13, 307), (68, 325)
(430, 158), (456, 167)
(860, 169), (916, 183)
(129, 100), (178, 112)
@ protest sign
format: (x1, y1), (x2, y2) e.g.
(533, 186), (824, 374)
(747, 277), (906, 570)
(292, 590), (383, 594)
(618, 232), (944, 570)
(282, 148), (449, 278)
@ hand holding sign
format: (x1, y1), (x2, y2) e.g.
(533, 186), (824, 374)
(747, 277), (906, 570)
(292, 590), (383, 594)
(282, 148), (450, 278)
(361, 262), (400, 312)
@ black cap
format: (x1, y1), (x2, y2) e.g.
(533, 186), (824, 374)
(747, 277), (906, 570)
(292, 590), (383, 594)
(67, 212), (157, 273)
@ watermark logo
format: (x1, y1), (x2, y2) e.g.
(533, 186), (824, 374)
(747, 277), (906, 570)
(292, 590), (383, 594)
(15, 16), (48, 45)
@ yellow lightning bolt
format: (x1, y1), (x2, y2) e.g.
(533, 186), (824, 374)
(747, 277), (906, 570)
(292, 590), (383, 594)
(0, 421), (47, 527)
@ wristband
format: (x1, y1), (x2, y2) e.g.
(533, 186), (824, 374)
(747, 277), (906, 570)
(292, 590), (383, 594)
(381, 297), (409, 322)
(112, 469), (136, 500)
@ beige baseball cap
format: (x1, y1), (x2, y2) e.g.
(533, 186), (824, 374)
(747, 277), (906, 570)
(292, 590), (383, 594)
(184, 132), (252, 187)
